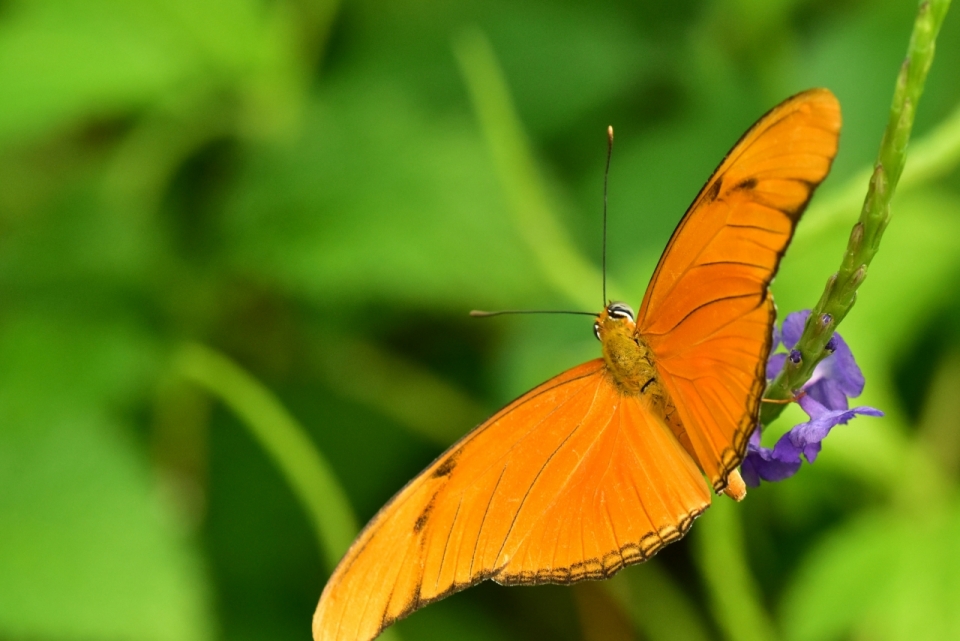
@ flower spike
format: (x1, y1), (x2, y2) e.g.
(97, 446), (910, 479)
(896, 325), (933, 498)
(743, 310), (883, 487)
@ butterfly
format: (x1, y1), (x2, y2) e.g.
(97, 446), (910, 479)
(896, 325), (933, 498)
(313, 88), (841, 641)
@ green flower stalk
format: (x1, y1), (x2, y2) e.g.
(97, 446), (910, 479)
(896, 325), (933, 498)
(761, 0), (953, 425)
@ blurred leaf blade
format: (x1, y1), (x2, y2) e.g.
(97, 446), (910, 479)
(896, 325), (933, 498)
(782, 501), (960, 641)
(0, 314), (214, 641)
(175, 342), (358, 568)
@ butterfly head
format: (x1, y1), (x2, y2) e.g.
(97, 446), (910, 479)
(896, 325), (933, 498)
(593, 301), (636, 341)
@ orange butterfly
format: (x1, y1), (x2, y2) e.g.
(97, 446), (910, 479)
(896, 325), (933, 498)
(313, 88), (841, 641)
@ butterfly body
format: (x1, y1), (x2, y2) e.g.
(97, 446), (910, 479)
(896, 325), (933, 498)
(313, 88), (842, 641)
(597, 303), (706, 489)
(597, 303), (658, 395)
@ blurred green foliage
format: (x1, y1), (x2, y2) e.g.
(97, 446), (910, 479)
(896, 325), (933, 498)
(1, 0), (959, 640)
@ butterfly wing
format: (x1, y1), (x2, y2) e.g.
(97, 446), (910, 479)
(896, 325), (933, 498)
(313, 360), (710, 641)
(636, 89), (842, 491)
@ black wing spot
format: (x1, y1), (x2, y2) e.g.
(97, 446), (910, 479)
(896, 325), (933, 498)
(735, 177), (757, 191)
(414, 511), (430, 533)
(705, 177), (722, 202)
(432, 456), (457, 478)
(414, 493), (438, 533)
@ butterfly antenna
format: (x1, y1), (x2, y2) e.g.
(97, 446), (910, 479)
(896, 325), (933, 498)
(603, 125), (614, 307)
(470, 128), (614, 322)
(470, 309), (596, 318)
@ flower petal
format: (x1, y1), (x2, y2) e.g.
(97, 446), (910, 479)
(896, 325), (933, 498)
(742, 438), (802, 486)
(805, 378), (850, 411)
(752, 309), (884, 486)
(820, 333), (865, 397)
(782, 310), (810, 349)
(742, 396), (884, 487)
(766, 352), (787, 381)
(794, 395), (884, 462)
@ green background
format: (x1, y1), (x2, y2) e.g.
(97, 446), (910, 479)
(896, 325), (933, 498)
(1, 0), (959, 640)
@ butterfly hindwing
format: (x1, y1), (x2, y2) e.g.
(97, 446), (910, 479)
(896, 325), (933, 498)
(636, 88), (842, 490)
(313, 360), (710, 641)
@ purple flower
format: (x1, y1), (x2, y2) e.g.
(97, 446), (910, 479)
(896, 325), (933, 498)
(743, 310), (883, 487)
(778, 310), (865, 411)
(741, 428), (801, 485)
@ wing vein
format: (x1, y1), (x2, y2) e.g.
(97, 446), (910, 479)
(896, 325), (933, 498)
(435, 497), (463, 592)
(644, 293), (756, 337)
(469, 466), (509, 575)
(493, 375), (605, 567)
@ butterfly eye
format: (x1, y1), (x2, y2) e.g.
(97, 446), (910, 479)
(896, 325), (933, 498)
(593, 321), (601, 341)
(607, 302), (635, 322)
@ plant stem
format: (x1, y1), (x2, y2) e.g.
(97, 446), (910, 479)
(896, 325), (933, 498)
(761, 0), (952, 424)
(607, 563), (713, 641)
(695, 500), (778, 641)
(795, 99), (960, 243)
(174, 342), (358, 570)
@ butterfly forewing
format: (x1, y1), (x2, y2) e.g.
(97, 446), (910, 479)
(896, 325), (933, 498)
(636, 88), (842, 490)
(313, 360), (710, 641)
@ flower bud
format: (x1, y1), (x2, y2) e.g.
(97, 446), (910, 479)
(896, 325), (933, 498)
(851, 264), (867, 288)
(825, 336), (838, 353)
(817, 274), (838, 309)
(849, 223), (864, 254)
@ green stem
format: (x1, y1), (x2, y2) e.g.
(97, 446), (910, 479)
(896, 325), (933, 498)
(761, 0), (952, 424)
(173, 342), (358, 570)
(695, 500), (778, 641)
(606, 563), (713, 641)
(795, 99), (960, 243)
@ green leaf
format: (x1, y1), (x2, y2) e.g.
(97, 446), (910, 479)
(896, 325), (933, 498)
(782, 500), (960, 641)
(0, 313), (215, 641)
(0, 188), (161, 293)
(0, 414), (214, 641)
(394, 589), (519, 641)
(484, 2), (653, 138)
(175, 342), (359, 570)
(0, 0), (291, 147)
(221, 79), (542, 309)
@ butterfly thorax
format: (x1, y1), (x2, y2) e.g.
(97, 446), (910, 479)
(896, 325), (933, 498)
(595, 303), (663, 400)
(596, 303), (698, 480)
